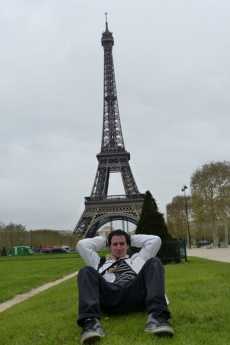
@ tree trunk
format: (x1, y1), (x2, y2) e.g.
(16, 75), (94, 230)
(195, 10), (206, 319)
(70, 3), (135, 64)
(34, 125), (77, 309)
(224, 222), (229, 247)
(211, 218), (219, 247)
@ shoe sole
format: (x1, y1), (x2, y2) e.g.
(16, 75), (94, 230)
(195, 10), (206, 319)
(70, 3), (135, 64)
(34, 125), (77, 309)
(81, 331), (104, 344)
(145, 325), (174, 337)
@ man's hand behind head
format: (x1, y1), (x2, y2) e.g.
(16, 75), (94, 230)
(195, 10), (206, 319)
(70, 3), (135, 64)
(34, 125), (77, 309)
(97, 227), (112, 239)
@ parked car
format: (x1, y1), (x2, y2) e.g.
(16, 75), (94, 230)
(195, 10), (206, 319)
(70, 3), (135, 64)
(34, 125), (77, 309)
(196, 240), (212, 248)
(40, 247), (53, 253)
(40, 247), (68, 254)
(51, 247), (68, 253)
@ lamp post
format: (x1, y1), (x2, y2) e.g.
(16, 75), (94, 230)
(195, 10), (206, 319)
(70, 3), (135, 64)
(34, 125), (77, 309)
(181, 185), (191, 248)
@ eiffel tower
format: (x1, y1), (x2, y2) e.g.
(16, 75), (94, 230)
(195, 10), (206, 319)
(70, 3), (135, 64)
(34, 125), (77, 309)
(74, 18), (144, 237)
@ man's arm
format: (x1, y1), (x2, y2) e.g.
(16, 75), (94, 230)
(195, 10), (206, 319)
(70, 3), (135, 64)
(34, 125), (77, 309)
(130, 234), (162, 261)
(77, 236), (107, 269)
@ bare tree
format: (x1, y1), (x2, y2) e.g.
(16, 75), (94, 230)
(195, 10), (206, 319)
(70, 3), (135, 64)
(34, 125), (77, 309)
(191, 161), (230, 246)
(167, 195), (192, 240)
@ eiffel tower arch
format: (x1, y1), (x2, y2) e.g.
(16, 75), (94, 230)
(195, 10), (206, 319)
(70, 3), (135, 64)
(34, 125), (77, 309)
(74, 18), (145, 237)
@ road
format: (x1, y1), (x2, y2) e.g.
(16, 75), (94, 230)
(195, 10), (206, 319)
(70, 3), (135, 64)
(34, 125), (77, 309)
(188, 247), (230, 263)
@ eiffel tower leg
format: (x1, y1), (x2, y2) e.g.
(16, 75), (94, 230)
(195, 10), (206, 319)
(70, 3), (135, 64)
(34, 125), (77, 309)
(121, 164), (139, 195)
(91, 166), (110, 197)
(74, 209), (94, 235)
(74, 206), (103, 237)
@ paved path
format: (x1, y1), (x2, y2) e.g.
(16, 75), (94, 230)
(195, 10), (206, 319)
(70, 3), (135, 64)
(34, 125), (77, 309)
(188, 247), (230, 263)
(0, 271), (78, 313)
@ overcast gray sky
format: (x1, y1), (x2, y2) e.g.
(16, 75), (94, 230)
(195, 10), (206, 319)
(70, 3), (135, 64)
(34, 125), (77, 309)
(0, 1), (229, 230)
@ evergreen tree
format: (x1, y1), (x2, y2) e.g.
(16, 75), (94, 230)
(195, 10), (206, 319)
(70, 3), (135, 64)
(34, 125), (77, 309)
(136, 190), (172, 240)
(135, 191), (183, 263)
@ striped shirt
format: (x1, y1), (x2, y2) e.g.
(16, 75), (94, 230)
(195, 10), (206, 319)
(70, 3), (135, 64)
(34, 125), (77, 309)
(107, 259), (137, 286)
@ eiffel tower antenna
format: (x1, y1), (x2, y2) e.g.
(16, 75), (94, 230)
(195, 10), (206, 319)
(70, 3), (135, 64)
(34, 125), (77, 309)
(74, 20), (144, 237)
(105, 12), (108, 28)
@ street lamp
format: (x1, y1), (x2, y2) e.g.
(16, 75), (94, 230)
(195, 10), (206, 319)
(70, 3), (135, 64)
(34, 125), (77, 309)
(181, 185), (192, 248)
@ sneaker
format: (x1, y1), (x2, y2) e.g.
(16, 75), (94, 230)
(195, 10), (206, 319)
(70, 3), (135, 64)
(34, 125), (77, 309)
(144, 314), (174, 337)
(80, 318), (105, 344)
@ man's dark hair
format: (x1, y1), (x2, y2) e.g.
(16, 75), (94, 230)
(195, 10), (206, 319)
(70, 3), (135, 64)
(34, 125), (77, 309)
(107, 229), (131, 246)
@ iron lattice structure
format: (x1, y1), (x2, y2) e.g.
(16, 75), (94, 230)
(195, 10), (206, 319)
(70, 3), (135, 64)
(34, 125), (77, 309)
(74, 20), (144, 237)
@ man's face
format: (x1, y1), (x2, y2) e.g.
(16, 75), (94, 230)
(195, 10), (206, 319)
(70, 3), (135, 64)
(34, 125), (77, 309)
(109, 235), (129, 259)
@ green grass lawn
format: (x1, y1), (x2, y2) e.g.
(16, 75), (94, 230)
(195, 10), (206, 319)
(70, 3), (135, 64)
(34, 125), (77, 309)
(0, 257), (230, 345)
(0, 253), (84, 302)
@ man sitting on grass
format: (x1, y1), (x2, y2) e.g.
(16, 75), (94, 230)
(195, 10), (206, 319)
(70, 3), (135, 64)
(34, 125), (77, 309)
(77, 229), (174, 344)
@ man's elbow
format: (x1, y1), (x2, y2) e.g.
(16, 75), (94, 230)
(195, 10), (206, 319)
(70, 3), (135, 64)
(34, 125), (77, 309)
(152, 236), (162, 254)
(76, 239), (85, 253)
(156, 236), (162, 249)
